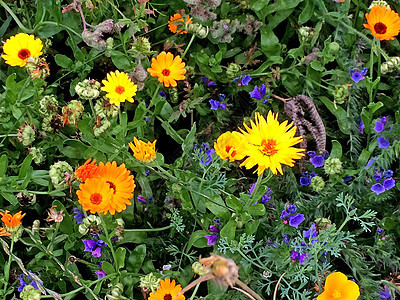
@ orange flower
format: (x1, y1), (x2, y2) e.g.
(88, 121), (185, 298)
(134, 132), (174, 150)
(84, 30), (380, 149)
(76, 178), (114, 214)
(128, 137), (157, 163)
(214, 131), (246, 162)
(75, 158), (101, 182)
(97, 161), (136, 215)
(0, 210), (26, 228)
(364, 6), (400, 41)
(317, 272), (360, 300)
(147, 51), (186, 87)
(148, 278), (185, 300)
(168, 13), (193, 34)
(0, 227), (11, 237)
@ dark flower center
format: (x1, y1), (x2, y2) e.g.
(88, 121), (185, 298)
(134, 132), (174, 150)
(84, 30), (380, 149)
(374, 22), (387, 34)
(164, 294), (172, 300)
(90, 193), (103, 205)
(107, 181), (117, 194)
(260, 139), (278, 156)
(162, 69), (171, 76)
(115, 86), (125, 94)
(18, 49), (31, 60)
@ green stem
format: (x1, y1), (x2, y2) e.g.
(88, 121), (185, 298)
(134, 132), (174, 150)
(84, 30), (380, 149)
(89, 98), (96, 117)
(369, 38), (376, 105)
(380, 280), (400, 292)
(98, 215), (118, 274)
(124, 224), (173, 232)
(0, 0), (32, 32)
(182, 34), (196, 59)
(3, 238), (15, 294)
(249, 172), (263, 206)
(33, 21), (81, 37)
(47, 222), (60, 252)
(147, 85), (161, 110)
(189, 283), (200, 300)
(236, 248), (264, 270)
(373, 39), (381, 100)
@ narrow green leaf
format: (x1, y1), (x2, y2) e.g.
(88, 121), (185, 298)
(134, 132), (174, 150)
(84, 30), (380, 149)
(115, 247), (127, 269)
(18, 154), (33, 180)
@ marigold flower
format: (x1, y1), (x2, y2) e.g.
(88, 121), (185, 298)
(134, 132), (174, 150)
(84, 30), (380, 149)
(101, 70), (138, 105)
(148, 278), (185, 300)
(168, 13), (193, 34)
(75, 158), (101, 182)
(0, 210), (26, 229)
(214, 131), (245, 162)
(97, 161), (136, 215)
(236, 111), (305, 176)
(147, 51), (186, 87)
(317, 272), (360, 300)
(1, 33), (43, 67)
(364, 5), (400, 41)
(76, 178), (114, 214)
(128, 137), (157, 163)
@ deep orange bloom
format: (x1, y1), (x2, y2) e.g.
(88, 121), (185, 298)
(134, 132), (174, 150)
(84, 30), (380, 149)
(168, 13), (193, 34)
(317, 272), (360, 300)
(76, 178), (114, 214)
(0, 210), (26, 228)
(364, 6), (400, 41)
(148, 278), (185, 300)
(147, 51), (186, 87)
(0, 227), (11, 237)
(75, 158), (101, 182)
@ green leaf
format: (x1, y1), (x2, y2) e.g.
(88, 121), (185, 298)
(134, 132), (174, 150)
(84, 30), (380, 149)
(18, 154), (33, 180)
(111, 50), (133, 70)
(182, 123), (196, 156)
(226, 195), (243, 211)
(127, 244), (146, 273)
(52, 200), (74, 234)
(381, 217), (397, 230)
(0, 155), (8, 178)
(102, 261), (115, 274)
(55, 54), (74, 69)
(319, 96), (350, 134)
(0, 192), (18, 206)
(187, 230), (209, 251)
(245, 220), (260, 235)
(367, 101), (384, 114)
(357, 149), (371, 168)
(298, 0), (315, 24)
(220, 220), (236, 241)
(330, 140), (342, 159)
(247, 204), (266, 216)
(115, 247), (127, 269)
(260, 25), (280, 57)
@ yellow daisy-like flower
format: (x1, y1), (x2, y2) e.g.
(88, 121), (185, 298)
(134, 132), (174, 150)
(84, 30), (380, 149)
(98, 161), (135, 215)
(214, 131), (246, 162)
(317, 272), (360, 300)
(128, 137), (157, 163)
(1, 33), (43, 67)
(236, 111), (305, 176)
(76, 178), (114, 214)
(148, 278), (185, 300)
(101, 70), (138, 106)
(364, 5), (400, 41)
(147, 51), (186, 87)
(168, 13), (193, 34)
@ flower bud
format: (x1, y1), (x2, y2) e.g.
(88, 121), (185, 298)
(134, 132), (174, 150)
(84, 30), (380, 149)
(94, 99), (119, 118)
(75, 79), (101, 101)
(130, 37), (152, 56)
(324, 157), (342, 175)
(49, 161), (73, 189)
(310, 176), (325, 193)
(139, 273), (160, 293)
(192, 262), (210, 276)
(20, 285), (41, 300)
(226, 63), (241, 80)
(29, 147), (45, 165)
(298, 26), (314, 41)
(39, 95), (58, 116)
(94, 119), (111, 137)
(369, 0), (390, 9)
(62, 100), (84, 126)
(328, 42), (340, 53)
(381, 56), (400, 74)
(332, 84), (349, 105)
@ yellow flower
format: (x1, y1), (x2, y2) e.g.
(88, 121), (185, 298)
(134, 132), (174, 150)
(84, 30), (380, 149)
(147, 51), (186, 87)
(168, 13), (193, 34)
(76, 178), (114, 214)
(317, 272), (360, 300)
(214, 131), (245, 162)
(1, 33), (43, 67)
(101, 70), (138, 105)
(364, 5), (400, 41)
(148, 278), (185, 300)
(236, 111), (304, 176)
(128, 137), (157, 163)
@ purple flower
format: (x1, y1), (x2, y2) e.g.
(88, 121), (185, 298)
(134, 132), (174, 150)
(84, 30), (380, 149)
(307, 151), (316, 158)
(261, 188), (272, 203)
(374, 121), (385, 133)
(383, 177), (395, 190)
(18, 274), (27, 292)
(200, 149), (214, 166)
(350, 69), (366, 83)
(218, 94), (226, 101)
(266, 240), (278, 247)
(83, 239), (97, 252)
(286, 205), (297, 213)
(249, 183), (256, 196)
(377, 228), (385, 235)
(380, 116), (388, 125)
(92, 247), (102, 258)
(310, 156), (324, 167)
(249, 84), (267, 100)
(205, 234), (219, 245)
(290, 251), (299, 260)
(95, 270), (107, 279)
(379, 286), (393, 300)
(209, 99), (226, 110)
(201, 76), (217, 87)
(298, 253), (308, 265)
(159, 91), (167, 99)
(214, 218), (222, 226)
(288, 214), (305, 229)
(365, 156), (377, 169)
(373, 172), (382, 182)
(74, 208), (85, 224)
(283, 234), (290, 246)
(209, 225), (220, 233)
(384, 170), (394, 178)
(378, 136), (390, 148)
(371, 183), (385, 195)
(343, 175), (353, 182)
(241, 75), (252, 85)
(300, 176), (310, 186)
(280, 210), (289, 219)
(137, 195), (147, 204)
(303, 223), (317, 240)
(357, 118), (365, 134)
(83, 239), (107, 257)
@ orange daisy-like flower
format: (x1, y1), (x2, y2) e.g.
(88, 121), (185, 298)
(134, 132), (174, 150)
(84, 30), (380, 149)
(128, 137), (157, 163)
(364, 5), (400, 41)
(148, 278), (185, 300)
(0, 210), (26, 228)
(76, 178), (114, 214)
(317, 272), (360, 300)
(214, 131), (246, 162)
(98, 161), (136, 215)
(168, 13), (193, 34)
(0, 227), (11, 237)
(75, 158), (101, 182)
(147, 51), (187, 87)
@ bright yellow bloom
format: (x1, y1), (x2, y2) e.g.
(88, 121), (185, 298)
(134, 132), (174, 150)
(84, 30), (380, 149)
(214, 131), (246, 162)
(168, 13), (193, 34)
(147, 51), (186, 87)
(148, 278), (185, 300)
(128, 137), (157, 163)
(0, 210), (26, 229)
(1, 33), (43, 67)
(364, 5), (400, 41)
(76, 178), (114, 214)
(317, 272), (360, 300)
(101, 70), (138, 105)
(236, 111), (304, 176)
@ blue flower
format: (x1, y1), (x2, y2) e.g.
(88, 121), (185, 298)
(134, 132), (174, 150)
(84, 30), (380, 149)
(261, 188), (272, 203)
(249, 84), (267, 100)
(357, 118), (364, 134)
(350, 68), (367, 83)
(280, 210), (289, 219)
(379, 286), (393, 300)
(373, 172), (382, 182)
(384, 170), (394, 178)
(159, 91), (167, 99)
(377, 228), (384, 235)
(288, 214), (305, 229)
(365, 156), (377, 169)
(371, 183), (385, 195)
(380, 116), (388, 125)
(82, 239), (107, 257)
(209, 99), (226, 110)
(137, 195), (147, 204)
(283, 234), (290, 246)
(205, 234), (219, 245)
(307, 151), (316, 158)
(383, 177), (395, 190)
(209, 225), (220, 233)
(286, 205), (297, 214)
(378, 136), (390, 148)
(74, 208), (85, 224)
(266, 240), (278, 247)
(241, 75), (252, 85)
(298, 253), (308, 265)
(218, 93), (226, 101)
(310, 156), (324, 167)
(95, 270), (107, 279)
(303, 223), (317, 240)
(300, 176), (310, 186)
(145, 169), (150, 176)
(214, 219), (222, 226)
(201, 76), (217, 87)
(374, 121), (385, 133)
(342, 175), (353, 182)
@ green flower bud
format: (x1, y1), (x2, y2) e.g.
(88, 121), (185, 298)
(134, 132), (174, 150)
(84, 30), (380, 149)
(19, 124), (36, 147)
(29, 147), (45, 165)
(329, 42), (340, 53)
(115, 218), (125, 239)
(298, 26), (314, 41)
(106, 283), (124, 300)
(75, 79), (101, 101)
(186, 23), (209, 38)
(49, 161), (73, 189)
(32, 220), (40, 234)
(78, 224), (89, 235)
(139, 273), (160, 293)
(315, 217), (332, 230)
(169, 87), (179, 103)
(310, 176), (325, 193)
(94, 99), (119, 118)
(381, 56), (400, 74)
(226, 63), (241, 80)
(62, 100), (84, 126)
(130, 37), (153, 56)
(324, 157), (342, 175)
(20, 285), (41, 300)
(94, 119), (111, 137)
(332, 84), (349, 105)
(105, 37), (114, 57)
(39, 95), (58, 116)
(369, 0), (390, 9)
(192, 261), (210, 276)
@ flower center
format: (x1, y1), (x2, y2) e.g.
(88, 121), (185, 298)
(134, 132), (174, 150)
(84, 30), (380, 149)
(90, 193), (103, 205)
(225, 145), (236, 157)
(260, 139), (278, 156)
(374, 22), (387, 34)
(162, 69), (171, 76)
(332, 290), (341, 299)
(18, 49), (31, 60)
(164, 294), (172, 300)
(115, 86), (125, 94)
(107, 181), (117, 194)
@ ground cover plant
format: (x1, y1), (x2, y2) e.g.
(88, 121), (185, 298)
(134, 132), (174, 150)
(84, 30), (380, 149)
(1, 0), (400, 299)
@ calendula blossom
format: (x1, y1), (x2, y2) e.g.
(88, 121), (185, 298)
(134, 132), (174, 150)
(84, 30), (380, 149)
(214, 131), (245, 162)
(128, 137), (157, 163)
(317, 272), (360, 300)
(168, 13), (193, 34)
(147, 51), (186, 87)
(1, 33), (43, 67)
(148, 278), (185, 300)
(101, 70), (138, 105)
(364, 5), (400, 40)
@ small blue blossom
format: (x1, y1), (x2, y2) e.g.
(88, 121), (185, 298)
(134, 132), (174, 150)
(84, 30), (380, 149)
(204, 234), (219, 245)
(209, 225), (220, 233)
(288, 214), (305, 229)
(384, 170), (394, 178)
(286, 205), (297, 214)
(298, 253), (308, 265)
(249, 84), (267, 100)
(282, 234), (290, 246)
(310, 156), (324, 167)
(82, 239), (107, 258)
(350, 68), (367, 83)
(342, 175), (353, 182)
(365, 156), (377, 169)
(201, 76), (217, 87)
(378, 136), (390, 149)
(74, 208), (85, 224)
(373, 172), (382, 182)
(377, 228), (384, 235)
(280, 210), (289, 219)
(200, 149), (215, 166)
(214, 219), (222, 226)
(241, 75), (252, 85)
(383, 177), (395, 190)
(357, 118), (364, 134)
(371, 183), (385, 195)
(379, 286), (393, 300)
(209, 99), (226, 110)
(266, 240), (278, 248)
(145, 169), (150, 176)
(159, 91), (167, 99)
(374, 121), (385, 133)
(218, 93), (226, 101)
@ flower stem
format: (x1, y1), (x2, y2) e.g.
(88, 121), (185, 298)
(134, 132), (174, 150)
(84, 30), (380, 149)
(182, 34), (196, 59)
(98, 215), (119, 275)
(0, 0), (32, 33)
(47, 222), (60, 253)
(124, 224), (173, 232)
(3, 238), (15, 294)
(189, 282), (200, 300)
